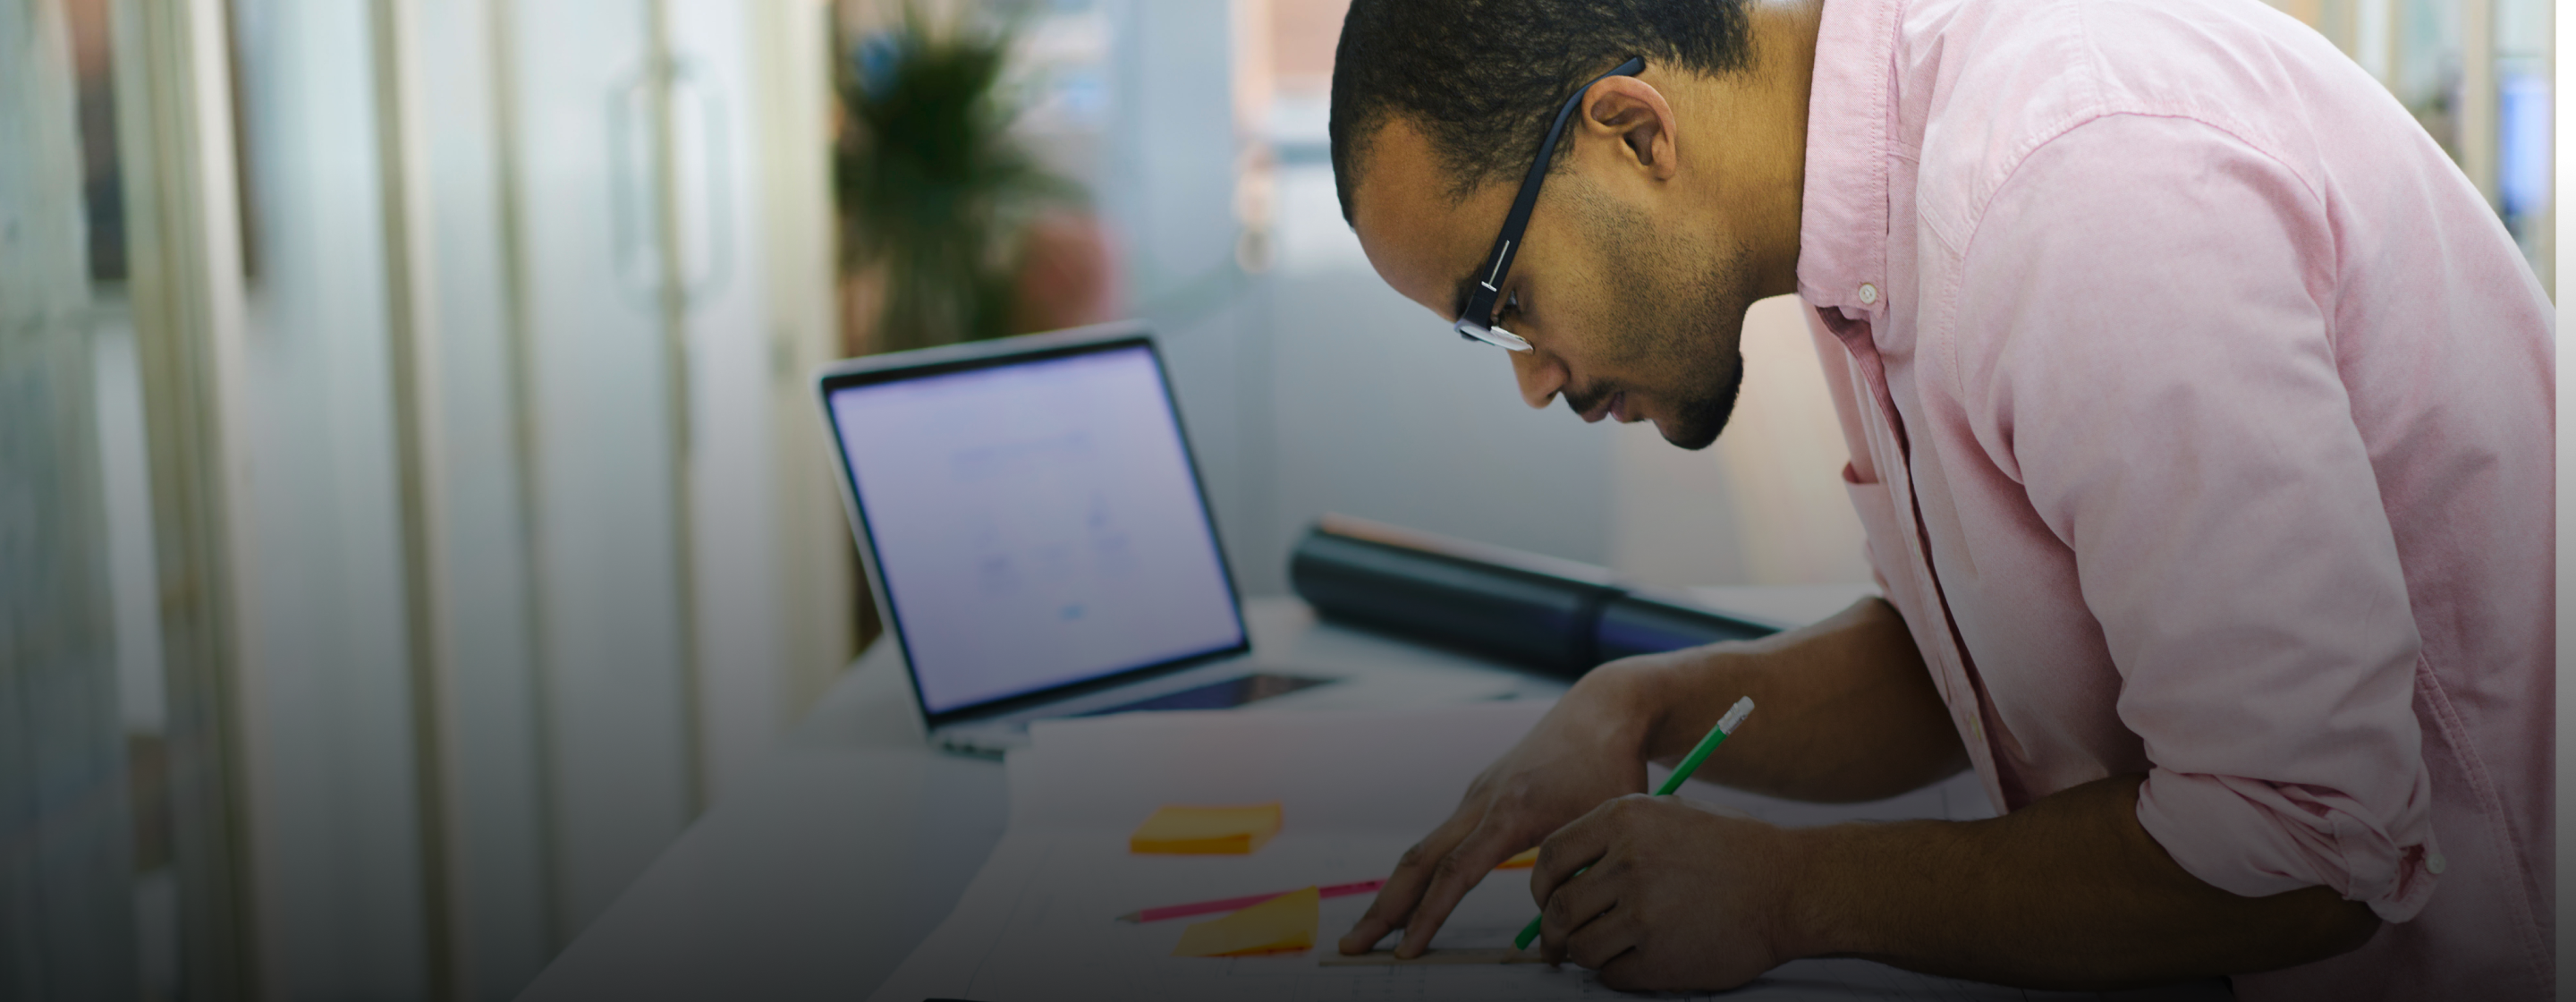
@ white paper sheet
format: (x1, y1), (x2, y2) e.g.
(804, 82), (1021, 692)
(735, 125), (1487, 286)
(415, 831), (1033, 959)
(869, 702), (2229, 1002)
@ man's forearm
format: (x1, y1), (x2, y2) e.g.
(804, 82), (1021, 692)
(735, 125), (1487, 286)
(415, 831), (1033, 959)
(1784, 775), (2380, 988)
(1623, 598), (1967, 802)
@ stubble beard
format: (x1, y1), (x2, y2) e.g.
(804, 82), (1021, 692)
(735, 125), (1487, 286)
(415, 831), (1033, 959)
(1563, 192), (1752, 451)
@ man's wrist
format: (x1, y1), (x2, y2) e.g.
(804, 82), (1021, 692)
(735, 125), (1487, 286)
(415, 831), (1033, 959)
(1773, 816), (1983, 966)
(1771, 819), (1885, 964)
(1631, 645), (1763, 762)
(1565, 658), (1663, 764)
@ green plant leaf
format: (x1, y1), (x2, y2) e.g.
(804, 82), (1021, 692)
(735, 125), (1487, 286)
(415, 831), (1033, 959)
(835, 3), (1086, 350)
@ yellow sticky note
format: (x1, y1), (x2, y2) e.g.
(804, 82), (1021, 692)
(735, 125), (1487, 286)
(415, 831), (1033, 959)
(1129, 802), (1283, 855)
(1172, 886), (1318, 957)
(1497, 846), (1540, 870)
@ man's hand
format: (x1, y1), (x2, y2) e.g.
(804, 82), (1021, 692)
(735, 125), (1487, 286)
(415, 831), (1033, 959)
(1339, 598), (1964, 959)
(1335, 657), (1665, 958)
(1529, 794), (1798, 991)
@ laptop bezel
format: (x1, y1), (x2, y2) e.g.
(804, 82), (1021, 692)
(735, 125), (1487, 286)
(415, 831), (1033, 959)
(814, 322), (1256, 731)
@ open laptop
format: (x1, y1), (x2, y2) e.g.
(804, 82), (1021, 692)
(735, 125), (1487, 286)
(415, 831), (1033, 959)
(818, 322), (1513, 757)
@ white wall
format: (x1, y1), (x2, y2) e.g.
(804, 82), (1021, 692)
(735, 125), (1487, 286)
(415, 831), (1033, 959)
(408, 0), (555, 992)
(195, 3), (838, 997)
(227, 1), (434, 993)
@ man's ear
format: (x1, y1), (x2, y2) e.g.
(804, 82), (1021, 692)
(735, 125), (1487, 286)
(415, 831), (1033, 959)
(1579, 76), (1680, 181)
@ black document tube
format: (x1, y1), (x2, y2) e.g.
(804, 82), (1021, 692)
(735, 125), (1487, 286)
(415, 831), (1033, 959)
(1287, 515), (1776, 676)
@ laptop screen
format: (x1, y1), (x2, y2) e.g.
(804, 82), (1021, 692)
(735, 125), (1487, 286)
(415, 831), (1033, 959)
(826, 339), (1248, 717)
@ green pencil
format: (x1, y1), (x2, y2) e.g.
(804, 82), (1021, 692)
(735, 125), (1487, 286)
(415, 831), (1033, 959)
(1512, 696), (1755, 952)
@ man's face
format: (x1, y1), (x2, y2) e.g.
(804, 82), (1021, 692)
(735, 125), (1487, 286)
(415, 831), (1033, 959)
(1351, 116), (1758, 450)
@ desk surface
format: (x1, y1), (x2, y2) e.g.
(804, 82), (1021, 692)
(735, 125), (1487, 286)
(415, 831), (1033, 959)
(522, 588), (2136, 1002)
(516, 597), (1588, 1001)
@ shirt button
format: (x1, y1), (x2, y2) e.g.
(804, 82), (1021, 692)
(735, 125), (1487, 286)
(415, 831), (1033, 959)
(2427, 853), (2447, 875)
(1858, 283), (1878, 304)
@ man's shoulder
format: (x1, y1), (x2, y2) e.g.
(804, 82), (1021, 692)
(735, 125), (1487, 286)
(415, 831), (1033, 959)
(1900, 0), (2365, 124)
(1899, 0), (2375, 243)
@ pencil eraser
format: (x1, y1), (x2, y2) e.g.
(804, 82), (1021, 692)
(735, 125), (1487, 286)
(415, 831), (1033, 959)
(1717, 697), (1755, 735)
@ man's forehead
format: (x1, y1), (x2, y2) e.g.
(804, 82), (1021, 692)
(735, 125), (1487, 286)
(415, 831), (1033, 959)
(1349, 116), (1512, 320)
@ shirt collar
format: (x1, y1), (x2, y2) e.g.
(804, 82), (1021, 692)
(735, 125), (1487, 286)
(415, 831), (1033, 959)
(1794, 0), (1904, 318)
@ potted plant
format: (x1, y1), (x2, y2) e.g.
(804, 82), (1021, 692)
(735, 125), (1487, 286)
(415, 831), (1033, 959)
(834, 4), (1115, 355)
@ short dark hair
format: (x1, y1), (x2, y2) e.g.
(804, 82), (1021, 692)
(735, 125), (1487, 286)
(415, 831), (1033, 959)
(1329, 0), (1753, 225)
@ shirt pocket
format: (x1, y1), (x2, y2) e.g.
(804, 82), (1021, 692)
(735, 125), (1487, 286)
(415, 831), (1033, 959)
(1841, 463), (1909, 609)
(1843, 463), (1946, 707)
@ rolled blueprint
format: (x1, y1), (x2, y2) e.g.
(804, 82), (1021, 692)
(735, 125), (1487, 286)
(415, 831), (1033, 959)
(1286, 515), (1776, 676)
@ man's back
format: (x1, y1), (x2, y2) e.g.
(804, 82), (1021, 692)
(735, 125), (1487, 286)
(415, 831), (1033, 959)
(1801, 0), (2554, 996)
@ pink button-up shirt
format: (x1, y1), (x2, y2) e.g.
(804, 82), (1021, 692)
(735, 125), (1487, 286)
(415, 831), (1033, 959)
(1792, 0), (2555, 997)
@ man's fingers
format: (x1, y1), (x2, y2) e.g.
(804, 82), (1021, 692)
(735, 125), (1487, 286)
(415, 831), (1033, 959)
(1391, 820), (1521, 958)
(1337, 839), (1439, 954)
(1527, 795), (1626, 911)
(1592, 947), (1656, 993)
(1536, 862), (1621, 964)
(1561, 904), (1641, 973)
(1337, 822), (1470, 954)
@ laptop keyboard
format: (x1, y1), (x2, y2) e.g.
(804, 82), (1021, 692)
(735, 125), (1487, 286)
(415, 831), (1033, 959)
(1076, 673), (1335, 717)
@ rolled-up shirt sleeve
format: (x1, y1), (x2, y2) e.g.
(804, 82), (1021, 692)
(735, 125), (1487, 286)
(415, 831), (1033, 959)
(1952, 114), (2439, 920)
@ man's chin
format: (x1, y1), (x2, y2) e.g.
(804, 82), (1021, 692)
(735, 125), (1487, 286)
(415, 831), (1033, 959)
(1653, 396), (1735, 450)
(1658, 418), (1724, 451)
(1657, 357), (1745, 450)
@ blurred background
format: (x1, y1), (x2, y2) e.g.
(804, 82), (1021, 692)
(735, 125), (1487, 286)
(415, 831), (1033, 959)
(0, 0), (2553, 998)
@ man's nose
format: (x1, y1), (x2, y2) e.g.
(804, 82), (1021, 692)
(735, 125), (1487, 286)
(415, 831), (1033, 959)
(1511, 349), (1565, 410)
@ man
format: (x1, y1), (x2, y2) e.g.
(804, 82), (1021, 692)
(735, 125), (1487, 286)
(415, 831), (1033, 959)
(1324, 0), (2553, 997)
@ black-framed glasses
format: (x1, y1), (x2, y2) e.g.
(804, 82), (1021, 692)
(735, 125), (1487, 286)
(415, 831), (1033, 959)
(1453, 55), (1648, 352)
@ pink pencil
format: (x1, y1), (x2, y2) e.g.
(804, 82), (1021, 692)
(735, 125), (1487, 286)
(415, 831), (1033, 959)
(1111, 850), (1543, 923)
(1114, 879), (1386, 923)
